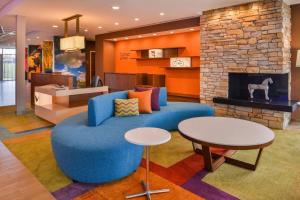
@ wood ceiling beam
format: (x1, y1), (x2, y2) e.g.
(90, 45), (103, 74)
(96, 17), (200, 40)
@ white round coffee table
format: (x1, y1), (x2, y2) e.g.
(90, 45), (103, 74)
(178, 117), (275, 172)
(125, 127), (171, 200)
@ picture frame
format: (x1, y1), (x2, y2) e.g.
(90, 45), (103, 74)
(149, 49), (163, 58)
(170, 57), (192, 68)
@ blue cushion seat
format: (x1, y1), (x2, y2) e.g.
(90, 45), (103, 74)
(51, 88), (214, 183)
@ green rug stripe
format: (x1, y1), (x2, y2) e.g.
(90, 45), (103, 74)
(203, 130), (300, 200)
(4, 133), (72, 192)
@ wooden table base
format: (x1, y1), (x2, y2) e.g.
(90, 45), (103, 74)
(193, 143), (263, 172)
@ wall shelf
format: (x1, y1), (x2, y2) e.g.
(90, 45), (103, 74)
(130, 47), (186, 51)
(130, 47), (187, 60)
(162, 67), (200, 70)
(130, 57), (171, 60)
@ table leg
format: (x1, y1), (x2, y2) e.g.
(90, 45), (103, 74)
(126, 146), (170, 199)
(202, 145), (213, 172)
(145, 146), (151, 200)
(193, 144), (264, 172)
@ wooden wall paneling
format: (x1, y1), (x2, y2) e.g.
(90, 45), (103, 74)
(104, 73), (165, 92)
(85, 40), (96, 87)
(163, 48), (178, 58)
(146, 74), (166, 87)
(136, 73), (147, 85)
(104, 73), (137, 92)
(90, 51), (96, 84)
(97, 17), (200, 40)
(141, 50), (149, 59)
(291, 4), (300, 121)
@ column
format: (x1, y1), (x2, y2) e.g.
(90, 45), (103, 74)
(15, 15), (26, 115)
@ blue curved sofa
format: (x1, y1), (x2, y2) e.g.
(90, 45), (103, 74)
(51, 88), (214, 183)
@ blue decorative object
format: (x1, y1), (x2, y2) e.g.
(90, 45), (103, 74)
(51, 87), (214, 183)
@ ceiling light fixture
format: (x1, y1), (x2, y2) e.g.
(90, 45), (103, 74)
(153, 33), (157, 36)
(160, 12), (165, 16)
(36, 36), (40, 39)
(112, 6), (120, 10)
(52, 25), (58, 28)
(113, 39), (117, 41)
(190, 28), (195, 31)
(27, 38), (31, 41)
(114, 22), (119, 26)
(170, 31), (174, 34)
(125, 37), (129, 40)
(138, 35), (142, 38)
(98, 26), (102, 29)
(134, 18), (139, 21)
(60, 14), (85, 51)
(84, 29), (88, 32)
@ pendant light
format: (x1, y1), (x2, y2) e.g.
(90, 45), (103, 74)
(60, 14), (85, 51)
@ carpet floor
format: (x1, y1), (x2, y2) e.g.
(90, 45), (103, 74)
(2, 128), (300, 200)
(0, 106), (52, 134)
(203, 129), (300, 200)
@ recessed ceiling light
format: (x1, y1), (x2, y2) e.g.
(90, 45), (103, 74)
(27, 38), (31, 41)
(170, 31), (174, 34)
(84, 29), (88, 32)
(153, 33), (157, 36)
(98, 26), (103, 29)
(134, 18), (139, 21)
(114, 22), (119, 26)
(113, 39), (117, 41)
(125, 37), (129, 40)
(36, 36), (40, 39)
(160, 12), (165, 16)
(138, 35), (142, 38)
(190, 28), (195, 31)
(112, 6), (120, 10)
(52, 25), (58, 28)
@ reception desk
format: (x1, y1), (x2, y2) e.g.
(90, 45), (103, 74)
(35, 85), (108, 124)
(31, 73), (75, 105)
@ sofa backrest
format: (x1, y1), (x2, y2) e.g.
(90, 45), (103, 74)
(88, 87), (167, 126)
(88, 91), (128, 126)
(159, 87), (167, 106)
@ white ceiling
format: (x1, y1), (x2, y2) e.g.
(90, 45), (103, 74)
(0, 0), (300, 46)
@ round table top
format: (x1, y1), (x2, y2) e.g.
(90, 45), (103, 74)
(178, 117), (275, 150)
(125, 127), (171, 146)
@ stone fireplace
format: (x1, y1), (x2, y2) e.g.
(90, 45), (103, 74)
(200, 0), (297, 129)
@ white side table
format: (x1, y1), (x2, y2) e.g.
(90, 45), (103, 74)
(125, 127), (171, 200)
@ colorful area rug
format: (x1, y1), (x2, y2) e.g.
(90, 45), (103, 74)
(203, 129), (300, 200)
(3, 129), (300, 200)
(0, 106), (52, 133)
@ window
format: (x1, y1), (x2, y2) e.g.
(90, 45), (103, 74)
(3, 54), (16, 80)
(3, 48), (16, 54)
(0, 48), (16, 81)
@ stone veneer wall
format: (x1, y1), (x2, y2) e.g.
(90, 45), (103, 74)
(200, 0), (291, 129)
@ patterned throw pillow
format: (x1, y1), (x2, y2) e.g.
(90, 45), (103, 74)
(114, 98), (139, 117)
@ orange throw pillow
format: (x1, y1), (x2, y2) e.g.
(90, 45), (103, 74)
(128, 90), (152, 113)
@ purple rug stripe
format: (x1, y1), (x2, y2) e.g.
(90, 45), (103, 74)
(182, 170), (239, 200)
(52, 182), (98, 200)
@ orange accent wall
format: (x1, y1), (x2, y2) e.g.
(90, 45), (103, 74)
(114, 31), (200, 96)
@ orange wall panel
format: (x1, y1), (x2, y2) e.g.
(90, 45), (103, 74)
(114, 31), (200, 96)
